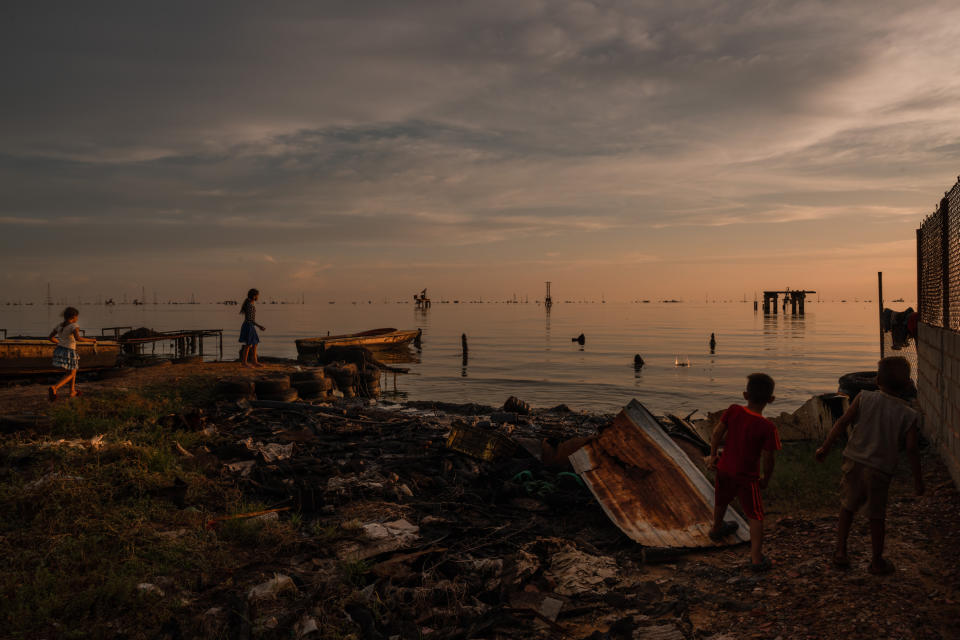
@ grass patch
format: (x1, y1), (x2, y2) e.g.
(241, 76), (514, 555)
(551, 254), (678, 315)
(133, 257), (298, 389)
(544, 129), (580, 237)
(0, 376), (257, 638)
(764, 440), (844, 513)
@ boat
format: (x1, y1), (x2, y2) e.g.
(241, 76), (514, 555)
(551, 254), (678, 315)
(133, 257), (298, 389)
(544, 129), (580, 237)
(295, 328), (421, 359)
(0, 338), (121, 375)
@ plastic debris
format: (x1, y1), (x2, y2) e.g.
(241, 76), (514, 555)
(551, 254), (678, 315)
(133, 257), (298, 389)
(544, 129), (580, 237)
(247, 573), (297, 601)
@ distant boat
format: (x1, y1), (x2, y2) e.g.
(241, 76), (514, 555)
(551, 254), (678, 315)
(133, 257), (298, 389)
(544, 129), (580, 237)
(892, 298), (905, 303)
(295, 328), (421, 359)
(0, 338), (120, 375)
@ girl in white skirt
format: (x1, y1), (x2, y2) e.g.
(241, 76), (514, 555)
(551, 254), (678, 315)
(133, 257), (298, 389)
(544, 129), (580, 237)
(47, 306), (97, 400)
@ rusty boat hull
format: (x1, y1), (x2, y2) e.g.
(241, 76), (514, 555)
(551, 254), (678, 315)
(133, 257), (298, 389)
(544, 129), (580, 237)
(569, 399), (750, 549)
(295, 328), (420, 358)
(0, 339), (121, 375)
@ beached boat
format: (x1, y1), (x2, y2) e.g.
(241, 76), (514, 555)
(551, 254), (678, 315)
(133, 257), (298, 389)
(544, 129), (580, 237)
(295, 328), (421, 359)
(0, 338), (121, 375)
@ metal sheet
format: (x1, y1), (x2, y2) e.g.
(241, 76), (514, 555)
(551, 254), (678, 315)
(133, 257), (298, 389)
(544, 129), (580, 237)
(569, 399), (750, 548)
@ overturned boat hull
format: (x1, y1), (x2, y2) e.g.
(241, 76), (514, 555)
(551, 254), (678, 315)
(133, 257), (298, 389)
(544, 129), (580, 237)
(570, 399), (750, 549)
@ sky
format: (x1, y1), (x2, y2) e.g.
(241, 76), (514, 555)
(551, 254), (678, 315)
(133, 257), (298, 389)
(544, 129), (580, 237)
(2, 0), (959, 303)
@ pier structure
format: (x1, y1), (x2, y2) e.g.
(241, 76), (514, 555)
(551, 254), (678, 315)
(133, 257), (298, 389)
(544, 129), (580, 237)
(414, 288), (431, 310)
(544, 282), (553, 309)
(761, 289), (815, 315)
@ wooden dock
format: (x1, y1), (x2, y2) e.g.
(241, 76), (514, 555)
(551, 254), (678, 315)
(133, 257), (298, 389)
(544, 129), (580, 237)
(100, 327), (224, 359)
(762, 289), (815, 315)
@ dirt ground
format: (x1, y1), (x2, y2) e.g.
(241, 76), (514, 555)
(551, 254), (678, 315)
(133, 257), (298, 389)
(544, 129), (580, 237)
(0, 362), (958, 639)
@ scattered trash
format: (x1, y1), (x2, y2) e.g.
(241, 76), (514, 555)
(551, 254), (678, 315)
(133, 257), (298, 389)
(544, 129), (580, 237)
(208, 507), (291, 530)
(242, 437), (294, 462)
(543, 543), (618, 596)
(137, 583), (165, 597)
(294, 614), (320, 638)
(26, 472), (84, 490)
(225, 460), (256, 476)
(445, 422), (517, 461)
(247, 573), (297, 601)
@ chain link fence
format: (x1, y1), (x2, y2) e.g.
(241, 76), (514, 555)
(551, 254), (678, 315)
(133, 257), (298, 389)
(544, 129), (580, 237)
(917, 178), (960, 331)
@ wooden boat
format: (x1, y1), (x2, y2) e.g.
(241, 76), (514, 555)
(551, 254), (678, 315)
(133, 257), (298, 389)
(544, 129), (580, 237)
(295, 328), (421, 359)
(0, 338), (121, 375)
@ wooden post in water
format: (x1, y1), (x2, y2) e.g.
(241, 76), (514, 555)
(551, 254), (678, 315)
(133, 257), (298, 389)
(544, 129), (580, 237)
(878, 271), (885, 359)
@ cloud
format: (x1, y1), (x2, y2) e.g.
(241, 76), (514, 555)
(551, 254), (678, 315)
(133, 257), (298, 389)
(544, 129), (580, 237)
(1, 0), (958, 299)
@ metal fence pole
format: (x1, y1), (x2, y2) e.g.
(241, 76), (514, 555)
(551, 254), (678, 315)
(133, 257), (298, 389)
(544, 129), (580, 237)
(916, 228), (922, 320)
(941, 197), (950, 329)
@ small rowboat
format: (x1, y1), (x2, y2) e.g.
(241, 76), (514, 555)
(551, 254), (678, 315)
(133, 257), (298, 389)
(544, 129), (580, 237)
(295, 328), (421, 359)
(0, 338), (121, 375)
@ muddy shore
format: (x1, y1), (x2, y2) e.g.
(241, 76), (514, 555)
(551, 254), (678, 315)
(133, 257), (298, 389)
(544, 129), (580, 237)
(0, 361), (958, 639)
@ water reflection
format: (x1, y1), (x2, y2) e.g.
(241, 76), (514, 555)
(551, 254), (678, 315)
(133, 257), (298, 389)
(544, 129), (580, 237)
(372, 347), (421, 365)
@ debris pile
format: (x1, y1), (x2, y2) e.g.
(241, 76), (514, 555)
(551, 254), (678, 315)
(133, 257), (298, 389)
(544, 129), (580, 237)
(171, 394), (775, 638)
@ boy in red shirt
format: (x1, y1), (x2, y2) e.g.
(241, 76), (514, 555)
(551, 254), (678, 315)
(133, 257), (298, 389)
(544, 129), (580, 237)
(708, 373), (782, 571)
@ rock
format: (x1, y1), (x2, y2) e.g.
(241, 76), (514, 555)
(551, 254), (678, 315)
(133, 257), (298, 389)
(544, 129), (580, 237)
(503, 396), (531, 415)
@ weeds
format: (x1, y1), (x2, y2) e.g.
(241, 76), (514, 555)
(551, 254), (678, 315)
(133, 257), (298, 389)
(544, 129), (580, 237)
(0, 376), (230, 638)
(340, 558), (372, 587)
(765, 441), (843, 513)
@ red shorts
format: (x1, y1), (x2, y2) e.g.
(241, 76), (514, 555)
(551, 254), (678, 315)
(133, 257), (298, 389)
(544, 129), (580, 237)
(715, 471), (764, 521)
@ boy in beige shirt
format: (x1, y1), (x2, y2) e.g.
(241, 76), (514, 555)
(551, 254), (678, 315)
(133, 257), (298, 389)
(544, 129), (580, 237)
(815, 357), (924, 575)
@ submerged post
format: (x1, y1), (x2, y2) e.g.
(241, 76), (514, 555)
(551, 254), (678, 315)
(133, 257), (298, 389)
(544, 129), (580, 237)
(878, 271), (885, 359)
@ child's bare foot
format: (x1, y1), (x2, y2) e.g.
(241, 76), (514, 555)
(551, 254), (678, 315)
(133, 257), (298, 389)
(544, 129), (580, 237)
(832, 552), (851, 569)
(253, 362), (265, 368)
(868, 558), (895, 575)
(48, 387), (57, 402)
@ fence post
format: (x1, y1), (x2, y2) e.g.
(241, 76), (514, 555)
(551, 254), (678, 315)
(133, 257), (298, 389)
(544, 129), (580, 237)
(916, 227), (923, 320)
(941, 197), (950, 329)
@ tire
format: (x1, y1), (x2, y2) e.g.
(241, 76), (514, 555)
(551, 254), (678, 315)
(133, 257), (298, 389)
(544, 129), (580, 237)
(838, 371), (878, 399)
(293, 380), (327, 398)
(259, 388), (299, 402)
(255, 375), (291, 395)
(220, 392), (256, 403)
(215, 378), (256, 396)
(291, 369), (325, 383)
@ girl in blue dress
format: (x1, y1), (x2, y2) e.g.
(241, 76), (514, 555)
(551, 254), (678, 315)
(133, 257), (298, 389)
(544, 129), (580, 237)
(239, 289), (266, 367)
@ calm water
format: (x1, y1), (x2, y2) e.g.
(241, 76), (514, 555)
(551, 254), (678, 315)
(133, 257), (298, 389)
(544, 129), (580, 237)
(0, 301), (899, 414)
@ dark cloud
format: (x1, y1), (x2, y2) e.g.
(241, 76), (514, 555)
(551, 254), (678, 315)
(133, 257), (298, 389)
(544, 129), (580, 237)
(1, 1), (958, 297)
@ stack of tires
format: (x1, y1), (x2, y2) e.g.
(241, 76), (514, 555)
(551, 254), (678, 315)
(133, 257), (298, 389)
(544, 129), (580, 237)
(255, 374), (298, 402)
(322, 362), (383, 398)
(291, 369), (334, 401)
(324, 363), (359, 398)
(214, 378), (256, 402)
